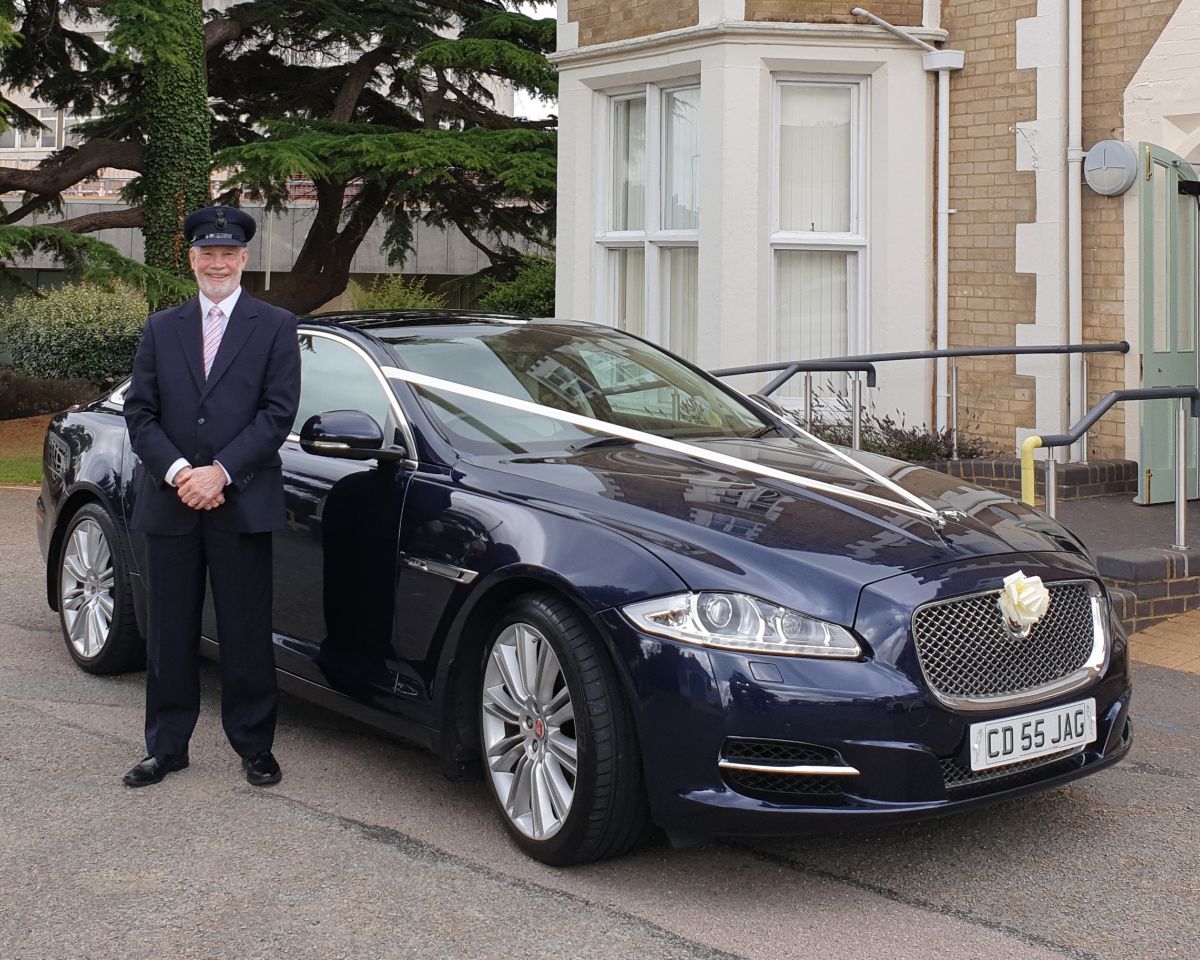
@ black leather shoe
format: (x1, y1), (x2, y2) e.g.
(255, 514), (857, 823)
(242, 751), (281, 786)
(123, 753), (189, 787)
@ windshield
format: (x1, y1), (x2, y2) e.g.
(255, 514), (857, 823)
(380, 322), (772, 455)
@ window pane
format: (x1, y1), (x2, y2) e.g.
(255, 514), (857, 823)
(613, 248), (645, 337)
(1177, 188), (1195, 352)
(661, 247), (698, 360)
(40, 111), (59, 150)
(663, 87), (700, 230)
(0, 127), (16, 150)
(295, 335), (393, 436)
(611, 97), (645, 231)
(775, 250), (854, 396)
(65, 115), (87, 146)
(779, 85), (852, 233)
(1152, 162), (1168, 353)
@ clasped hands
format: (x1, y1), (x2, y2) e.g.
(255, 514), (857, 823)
(175, 465), (227, 510)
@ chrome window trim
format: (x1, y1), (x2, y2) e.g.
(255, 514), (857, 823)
(109, 379), (131, 406)
(288, 327), (418, 468)
(910, 578), (1109, 713)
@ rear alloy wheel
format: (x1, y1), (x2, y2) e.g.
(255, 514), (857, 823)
(58, 503), (142, 674)
(480, 592), (649, 865)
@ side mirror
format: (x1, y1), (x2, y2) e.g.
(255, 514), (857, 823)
(299, 410), (407, 462)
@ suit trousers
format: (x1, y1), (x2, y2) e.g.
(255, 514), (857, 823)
(144, 519), (276, 758)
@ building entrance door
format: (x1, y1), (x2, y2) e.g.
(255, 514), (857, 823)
(1139, 143), (1198, 504)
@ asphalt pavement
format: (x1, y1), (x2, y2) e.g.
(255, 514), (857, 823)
(1, 486), (1197, 960)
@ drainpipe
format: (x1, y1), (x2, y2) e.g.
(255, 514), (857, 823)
(1067, 0), (1083, 458)
(851, 8), (964, 431)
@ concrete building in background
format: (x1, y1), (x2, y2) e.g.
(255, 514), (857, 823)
(552, 0), (1200, 503)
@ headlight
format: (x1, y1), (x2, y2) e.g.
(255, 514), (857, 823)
(622, 592), (862, 658)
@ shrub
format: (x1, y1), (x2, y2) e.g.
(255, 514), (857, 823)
(347, 275), (447, 311)
(810, 413), (993, 461)
(0, 282), (148, 387)
(478, 256), (555, 317)
(773, 392), (994, 462)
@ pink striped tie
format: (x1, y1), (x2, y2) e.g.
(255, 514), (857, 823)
(202, 305), (224, 377)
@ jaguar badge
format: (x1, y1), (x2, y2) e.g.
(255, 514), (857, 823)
(997, 570), (1050, 639)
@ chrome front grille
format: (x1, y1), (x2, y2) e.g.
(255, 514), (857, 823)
(911, 580), (1105, 709)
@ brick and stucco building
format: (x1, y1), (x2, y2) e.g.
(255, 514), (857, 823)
(551, 1), (1200, 501)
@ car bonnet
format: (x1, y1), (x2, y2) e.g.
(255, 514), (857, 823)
(462, 437), (1089, 627)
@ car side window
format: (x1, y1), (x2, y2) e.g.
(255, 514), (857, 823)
(293, 333), (394, 436)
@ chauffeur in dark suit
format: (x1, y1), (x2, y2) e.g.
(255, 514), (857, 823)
(122, 205), (301, 788)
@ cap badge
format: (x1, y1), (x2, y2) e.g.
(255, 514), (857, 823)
(997, 570), (1051, 639)
(215, 211), (227, 230)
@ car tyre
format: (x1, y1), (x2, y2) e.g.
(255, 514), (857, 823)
(57, 503), (143, 674)
(479, 592), (649, 866)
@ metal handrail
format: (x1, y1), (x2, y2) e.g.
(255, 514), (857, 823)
(712, 360), (877, 447)
(713, 341), (1130, 460)
(1021, 386), (1200, 548)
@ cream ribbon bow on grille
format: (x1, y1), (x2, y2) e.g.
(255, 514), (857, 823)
(998, 570), (1051, 632)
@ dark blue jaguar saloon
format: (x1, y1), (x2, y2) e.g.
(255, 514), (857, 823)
(36, 311), (1131, 864)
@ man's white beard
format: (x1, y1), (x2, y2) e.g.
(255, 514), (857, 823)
(197, 272), (242, 302)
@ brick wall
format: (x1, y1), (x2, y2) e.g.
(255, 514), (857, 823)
(745, 1), (923, 24)
(1079, 0), (1183, 457)
(569, 0), (699, 47)
(942, 1), (1038, 456)
(943, 0), (1182, 459)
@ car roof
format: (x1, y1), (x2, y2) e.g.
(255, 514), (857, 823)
(300, 308), (595, 335)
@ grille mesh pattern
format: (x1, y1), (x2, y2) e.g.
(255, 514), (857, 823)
(911, 582), (1097, 702)
(721, 739), (834, 766)
(724, 770), (843, 797)
(940, 748), (1082, 787)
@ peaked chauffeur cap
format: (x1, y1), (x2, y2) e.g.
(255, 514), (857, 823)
(183, 205), (257, 247)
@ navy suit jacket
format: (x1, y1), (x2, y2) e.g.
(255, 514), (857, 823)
(124, 292), (301, 535)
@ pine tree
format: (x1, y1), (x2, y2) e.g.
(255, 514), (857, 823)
(0, 1), (557, 311)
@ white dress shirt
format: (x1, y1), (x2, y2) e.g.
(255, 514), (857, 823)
(165, 288), (244, 488)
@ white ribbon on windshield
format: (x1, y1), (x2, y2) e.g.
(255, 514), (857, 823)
(382, 366), (942, 522)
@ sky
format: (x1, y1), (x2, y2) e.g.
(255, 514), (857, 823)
(513, 1), (558, 121)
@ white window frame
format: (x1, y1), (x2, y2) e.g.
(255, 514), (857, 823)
(768, 76), (870, 378)
(595, 81), (700, 357)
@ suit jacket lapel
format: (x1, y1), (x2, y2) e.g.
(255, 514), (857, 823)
(174, 297), (205, 393)
(200, 291), (259, 401)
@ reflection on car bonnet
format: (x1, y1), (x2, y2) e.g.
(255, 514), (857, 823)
(382, 365), (946, 524)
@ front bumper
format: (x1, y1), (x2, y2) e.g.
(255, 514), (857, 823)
(594, 554), (1132, 843)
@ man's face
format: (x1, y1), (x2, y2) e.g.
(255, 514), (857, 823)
(189, 244), (249, 302)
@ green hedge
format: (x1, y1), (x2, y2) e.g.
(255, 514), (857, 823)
(0, 283), (148, 387)
(347, 275), (448, 311)
(479, 256), (555, 317)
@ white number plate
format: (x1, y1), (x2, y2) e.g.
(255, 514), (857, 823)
(969, 698), (1097, 772)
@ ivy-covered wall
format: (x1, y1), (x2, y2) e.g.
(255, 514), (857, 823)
(142, 0), (211, 277)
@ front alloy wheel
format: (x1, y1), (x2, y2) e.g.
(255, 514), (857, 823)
(479, 593), (649, 866)
(58, 503), (142, 674)
(481, 621), (578, 841)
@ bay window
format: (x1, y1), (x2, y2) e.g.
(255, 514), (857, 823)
(599, 84), (699, 359)
(771, 78), (867, 402)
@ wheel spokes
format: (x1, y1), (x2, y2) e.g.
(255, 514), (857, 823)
(481, 619), (579, 842)
(482, 683), (522, 725)
(492, 640), (529, 704)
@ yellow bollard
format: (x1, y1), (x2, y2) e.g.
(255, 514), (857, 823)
(1020, 435), (1043, 506)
